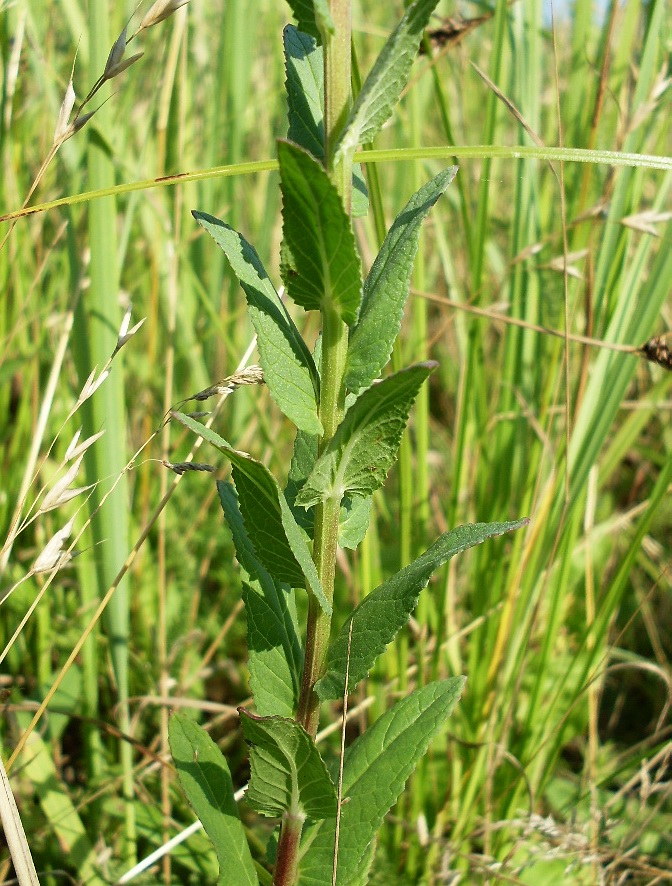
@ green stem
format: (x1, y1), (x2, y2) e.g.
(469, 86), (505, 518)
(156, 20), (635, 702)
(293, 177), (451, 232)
(278, 2), (353, 880)
(295, 0), (353, 738)
(296, 308), (348, 738)
(324, 1), (352, 203)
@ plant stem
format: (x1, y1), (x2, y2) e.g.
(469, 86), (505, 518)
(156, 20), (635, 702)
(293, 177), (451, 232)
(279, 2), (353, 880)
(296, 308), (348, 738)
(273, 811), (305, 886)
(295, 0), (352, 739)
(323, 1), (352, 204)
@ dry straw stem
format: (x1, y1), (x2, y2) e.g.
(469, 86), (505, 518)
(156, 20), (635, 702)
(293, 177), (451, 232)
(419, 287), (666, 364)
(0, 292), (79, 578)
(0, 303), (142, 580)
(0, 754), (39, 886)
(5, 333), (258, 774)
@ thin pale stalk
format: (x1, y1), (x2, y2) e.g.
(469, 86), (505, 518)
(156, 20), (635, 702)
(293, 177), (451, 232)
(78, 1), (135, 863)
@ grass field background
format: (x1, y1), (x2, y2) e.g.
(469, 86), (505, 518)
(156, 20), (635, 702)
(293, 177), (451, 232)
(0, 0), (670, 882)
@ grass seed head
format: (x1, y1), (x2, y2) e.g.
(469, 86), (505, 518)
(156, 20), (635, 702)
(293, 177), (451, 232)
(138, 0), (191, 32)
(640, 335), (672, 371)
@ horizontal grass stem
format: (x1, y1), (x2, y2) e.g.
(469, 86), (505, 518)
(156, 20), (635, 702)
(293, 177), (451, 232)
(2, 146), (668, 224)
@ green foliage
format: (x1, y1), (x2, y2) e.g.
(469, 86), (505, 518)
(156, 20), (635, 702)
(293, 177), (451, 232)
(283, 25), (368, 216)
(285, 429), (373, 548)
(168, 0), (525, 879)
(218, 481), (303, 718)
(344, 168), (457, 393)
(316, 520), (528, 700)
(172, 412), (330, 614)
(193, 211), (322, 436)
(168, 3), (495, 877)
(335, 0), (442, 160)
(4, 0), (667, 884)
(295, 363), (437, 506)
(284, 0), (333, 42)
(169, 714), (259, 886)
(297, 679), (466, 885)
(240, 712), (337, 820)
(278, 140), (362, 325)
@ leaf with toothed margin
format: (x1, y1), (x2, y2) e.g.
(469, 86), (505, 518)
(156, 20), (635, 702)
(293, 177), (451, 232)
(193, 211), (322, 436)
(218, 481), (303, 718)
(283, 25), (368, 216)
(239, 710), (337, 820)
(345, 168), (458, 393)
(285, 429), (373, 549)
(297, 679), (465, 885)
(295, 363), (436, 508)
(337, 495), (372, 549)
(316, 519), (529, 700)
(278, 140), (362, 326)
(171, 412), (331, 615)
(335, 0), (442, 161)
(284, 0), (334, 42)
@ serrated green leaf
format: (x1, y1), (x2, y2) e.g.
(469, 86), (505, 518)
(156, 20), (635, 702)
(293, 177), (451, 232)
(295, 363), (436, 507)
(285, 430), (371, 549)
(284, 0), (333, 41)
(316, 520), (528, 700)
(240, 712), (337, 820)
(335, 0), (441, 160)
(285, 428), (319, 535)
(283, 25), (368, 216)
(193, 211), (322, 435)
(232, 466), (306, 588)
(345, 169), (458, 392)
(242, 585), (299, 718)
(218, 482), (303, 718)
(338, 495), (372, 550)
(285, 25), (324, 157)
(171, 412), (331, 615)
(278, 140), (362, 325)
(298, 679), (465, 885)
(169, 714), (258, 886)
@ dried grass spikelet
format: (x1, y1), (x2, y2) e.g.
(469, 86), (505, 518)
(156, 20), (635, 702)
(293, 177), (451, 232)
(76, 367), (110, 408)
(111, 304), (145, 358)
(39, 456), (91, 514)
(621, 210), (672, 236)
(33, 518), (75, 573)
(188, 365), (265, 402)
(64, 428), (106, 461)
(543, 249), (589, 280)
(53, 73), (97, 145)
(138, 0), (191, 33)
(639, 335), (672, 371)
(419, 13), (490, 54)
(161, 461), (216, 476)
(54, 79), (76, 144)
